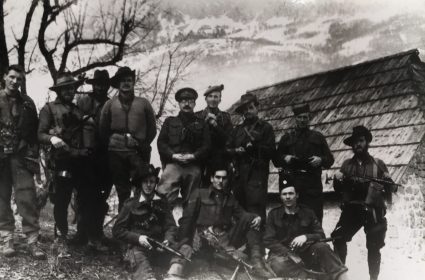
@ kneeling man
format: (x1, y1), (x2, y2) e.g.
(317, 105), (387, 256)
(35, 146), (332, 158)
(264, 176), (349, 280)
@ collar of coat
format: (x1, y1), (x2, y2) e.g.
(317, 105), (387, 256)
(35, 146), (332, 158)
(139, 192), (161, 203)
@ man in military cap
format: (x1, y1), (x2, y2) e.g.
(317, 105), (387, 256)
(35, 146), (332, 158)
(264, 175), (349, 280)
(0, 65), (45, 259)
(38, 72), (88, 252)
(226, 93), (275, 227)
(99, 66), (157, 211)
(331, 126), (397, 280)
(176, 163), (274, 279)
(113, 164), (191, 280)
(274, 103), (334, 223)
(195, 84), (233, 184)
(71, 69), (112, 250)
(156, 87), (210, 206)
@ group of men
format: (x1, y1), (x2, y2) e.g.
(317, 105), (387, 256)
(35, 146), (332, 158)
(0, 64), (397, 280)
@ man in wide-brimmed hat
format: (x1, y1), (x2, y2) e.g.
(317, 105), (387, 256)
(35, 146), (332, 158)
(0, 65), (45, 259)
(38, 72), (89, 254)
(195, 84), (233, 185)
(264, 174), (349, 280)
(69, 69), (112, 251)
(331, 125), (397, 280)
(113, 164), (192, 280)
(99, 66), (157, 212)
(274, 103), (334, 223)
(156, 87), (210, 206)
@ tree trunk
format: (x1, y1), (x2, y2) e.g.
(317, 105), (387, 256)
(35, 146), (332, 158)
(0, 0), (9, 88)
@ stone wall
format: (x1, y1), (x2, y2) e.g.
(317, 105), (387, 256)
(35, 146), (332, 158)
(390, 138), (425, 260)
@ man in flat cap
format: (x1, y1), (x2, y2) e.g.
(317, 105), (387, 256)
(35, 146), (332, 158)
(0, 65), (45, 259)
(99, 66), (157, 212)
(38, 72), (88, 254)
(274, 103), (334, 223)
(156, 87), (210, 206)
(226, 93), (275, 229)
(331, 126), (397, 280)
(69, 69), (112, 250)
(264, 174), (349, 280)
(195, 84), (233, 184)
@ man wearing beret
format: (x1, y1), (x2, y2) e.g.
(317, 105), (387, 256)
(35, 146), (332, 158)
(226, 93), (275, 227)
(70, 70), (112, 250)
(274, 103), (334, 223)
(331, 126), (397, 280)
(156, 87), (210, 206)
(264, 175), (349, 280)
(195, 84), (233, 184)
(99, 67), (157, 212)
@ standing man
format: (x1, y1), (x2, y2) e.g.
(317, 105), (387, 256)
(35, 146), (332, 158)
(157, 87), (210, 206)
(226, 93), (275, 226)
(274, 104), (334, 223)
(195, 84), (233, 183)
(175, 164), (274, 279)
(38, 73), (87, 251)
(99, 66), (157, 211)
(0, 65), (45, 259)
(331, 126), (397, 280)
(264, 175), (349, 280)
(71, 70), (112, 250)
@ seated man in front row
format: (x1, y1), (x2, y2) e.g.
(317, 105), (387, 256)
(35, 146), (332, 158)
(264, 175), (349, 280)
(172, 164), (274, 279)
(112, 164), (191, 280)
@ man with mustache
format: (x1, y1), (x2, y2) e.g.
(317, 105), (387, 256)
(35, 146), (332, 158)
(99, 67), (157, 212)
(274, 104), (334, 223)
(156, 87), (210, 206)
(0, 65), (45, 259)
(39, 72), (87, 254)
(195, 84), (233, 184)
(331, 126), (397, 280)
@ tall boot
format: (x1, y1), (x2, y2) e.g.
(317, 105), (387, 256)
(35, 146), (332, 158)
(250, 245), (275, 279)
(165, 263), (186, 280)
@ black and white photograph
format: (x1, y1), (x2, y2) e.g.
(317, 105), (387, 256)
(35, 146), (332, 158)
(0, 0), (424, 279)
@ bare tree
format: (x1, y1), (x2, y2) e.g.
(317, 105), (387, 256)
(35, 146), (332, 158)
(38, 0), (158, 82)
(0, 0), (9, 84)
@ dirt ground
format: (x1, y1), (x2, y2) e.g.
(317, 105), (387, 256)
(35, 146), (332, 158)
(0, 200), (424, 280)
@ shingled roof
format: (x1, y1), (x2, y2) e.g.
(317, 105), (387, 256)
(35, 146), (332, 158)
(229, 49), (425, 192)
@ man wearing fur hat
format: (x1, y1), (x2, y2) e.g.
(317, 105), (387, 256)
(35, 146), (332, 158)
(195, 84), (233, 184)
(226, 93), (275, 227)
(70, 69), (112, 250)
(0, 65), (45, 259)
(264, 175), (349, 280)
(274, 103), (334, 223)
(156, 87), (210, 206)
(38, 72), (88, 252)
(99, 66), (157, 211)
(113, 164), (191, 280)
(331, 126), (397, 280)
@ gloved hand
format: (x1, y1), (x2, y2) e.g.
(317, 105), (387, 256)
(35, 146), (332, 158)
(50, 136), (67, 149)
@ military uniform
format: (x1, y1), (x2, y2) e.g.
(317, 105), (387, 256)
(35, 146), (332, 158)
(0, 89), (41, 245)
(195, 107), (233, 182)
(38, 98), (87, 237)
(226, 117), (275, 224)
(264, 205), (348, 279)
(76, 94), (112, 240)
(331, 153), (393, 280)
(156, 111), (210, 205)
(113, 193), (190, 280)
(275, 128), (334, 222)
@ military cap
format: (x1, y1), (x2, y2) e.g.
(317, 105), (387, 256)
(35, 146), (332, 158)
(204, 84), (224, 96)
(292, 104), (310, 115)
(235, 93), (259, 114)
(175, 87), (198, 102)
(343, 125), (373, 147)
(110, 66), (136, 88)
(279, 172), (298, 193)
(49, 73), (83, 92)
(86, 69), (110, 85)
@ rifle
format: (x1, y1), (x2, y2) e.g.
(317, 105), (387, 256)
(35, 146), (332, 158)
(146, 237), (192, 262)
(287, 237), (340, 277)
(325, 173), (403, 188)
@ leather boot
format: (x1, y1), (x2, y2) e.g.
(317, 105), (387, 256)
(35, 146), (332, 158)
(165, 263), (186, 280)
(250, 245), (275, 279)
